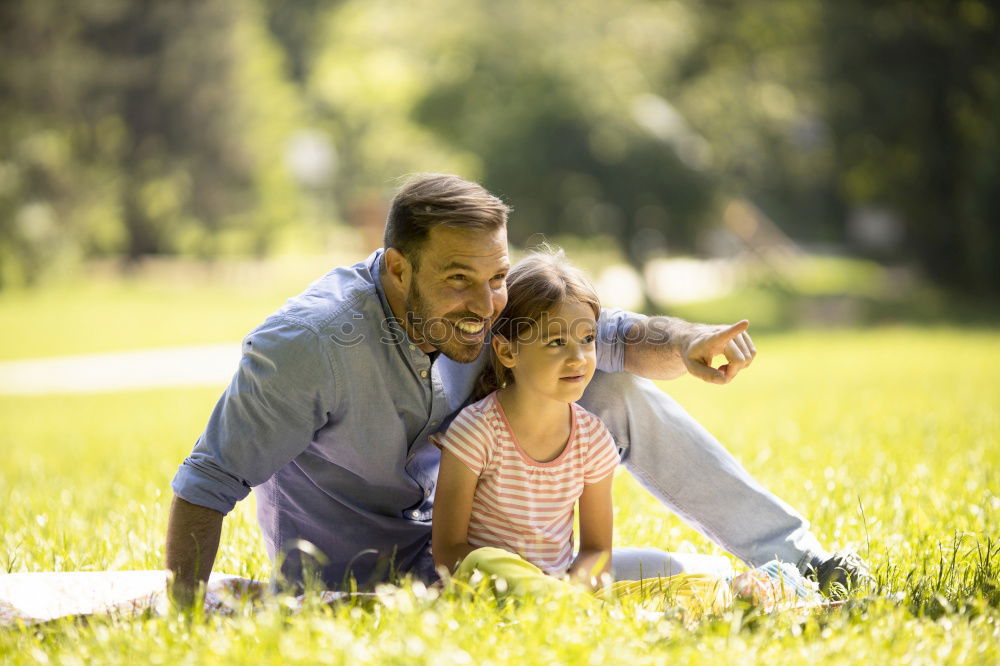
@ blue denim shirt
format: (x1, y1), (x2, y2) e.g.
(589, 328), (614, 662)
(172, 250), (640, 586)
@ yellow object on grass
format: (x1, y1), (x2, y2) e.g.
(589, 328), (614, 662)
(453, 547), (732, 616)
(606, 575), (732, 615)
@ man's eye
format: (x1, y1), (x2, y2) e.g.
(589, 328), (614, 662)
(449, 275), (467, 283)
(547, 338), (565, 347)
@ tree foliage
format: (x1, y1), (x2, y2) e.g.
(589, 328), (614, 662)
(0, 0), (302, 286)
(820, 0), (1000, 291)
(0, 0), (997, 293)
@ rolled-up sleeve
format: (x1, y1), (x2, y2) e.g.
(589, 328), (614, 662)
(171, 315), (337, 514)
(596, 308), (646, 374)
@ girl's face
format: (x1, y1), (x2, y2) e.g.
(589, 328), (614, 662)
(497, 299), (598, 404)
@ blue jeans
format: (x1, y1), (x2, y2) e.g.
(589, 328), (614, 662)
(578, 371), (828, 572)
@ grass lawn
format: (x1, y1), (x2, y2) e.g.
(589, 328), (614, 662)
(0, 254), (359, 361)
(1, 326), (997, 663)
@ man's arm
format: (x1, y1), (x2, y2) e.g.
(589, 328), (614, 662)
(165, 317), (337, 604)
(165, 495), (224, 607)
(622, 317), (756, 384)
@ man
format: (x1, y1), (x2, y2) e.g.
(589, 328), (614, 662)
(166, 174), (867, 604)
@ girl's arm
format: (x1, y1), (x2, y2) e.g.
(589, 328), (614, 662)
(568, 473), (614, 588)
(431, 449), (480, 572)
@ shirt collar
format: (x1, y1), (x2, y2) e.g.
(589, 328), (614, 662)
(368, 249), (394, 322)
(368, 249), (435, 367)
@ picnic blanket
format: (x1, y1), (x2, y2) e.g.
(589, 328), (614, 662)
(0, 571), (339, 626)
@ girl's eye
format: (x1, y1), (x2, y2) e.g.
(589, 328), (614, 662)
(583, 334), (596, 344)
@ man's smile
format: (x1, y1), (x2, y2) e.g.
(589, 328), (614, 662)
(452, 318), (489, 344)
(455, 320), (486, 335)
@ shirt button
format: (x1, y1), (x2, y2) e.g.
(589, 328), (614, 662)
(430, 420), (439, 427)
(420, 370), (428, 378)
(409, 344), (416, 351)
(410, 510), (421, 519)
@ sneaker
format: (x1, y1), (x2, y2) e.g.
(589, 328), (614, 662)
(806, 549), (873, 597)
(732, 560), (822, 611)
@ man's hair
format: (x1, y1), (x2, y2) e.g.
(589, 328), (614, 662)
(384, 173), (510, 269)
(474, 247), (601, 400)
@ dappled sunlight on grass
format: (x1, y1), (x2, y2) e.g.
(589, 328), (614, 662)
(1, 328), (997, 663)
(0, 388), (271, 580)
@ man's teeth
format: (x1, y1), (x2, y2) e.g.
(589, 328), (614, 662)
(456, 321), (485, 334)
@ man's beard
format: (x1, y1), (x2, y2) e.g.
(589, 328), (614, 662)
(404, 280), (487, 364)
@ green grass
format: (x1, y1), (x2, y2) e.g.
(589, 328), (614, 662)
(2, 250), (996, 361)
(1, 327), (998, 663)
(657, 255), (1000, 332)
(0, 253), (358, 361)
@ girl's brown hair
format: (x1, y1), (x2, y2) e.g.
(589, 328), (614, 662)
(473, 247), (601, 400)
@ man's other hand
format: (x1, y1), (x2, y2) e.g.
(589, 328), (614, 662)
(682, 320), (757, 385)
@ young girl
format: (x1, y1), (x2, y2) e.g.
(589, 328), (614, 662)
(430, 249), (618, 588)
(431, 249), (820, 613)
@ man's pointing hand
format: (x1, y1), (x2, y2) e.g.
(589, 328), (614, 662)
(682, 320), (757, 385)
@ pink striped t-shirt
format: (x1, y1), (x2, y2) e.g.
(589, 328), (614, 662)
(430, 391), (620, 575)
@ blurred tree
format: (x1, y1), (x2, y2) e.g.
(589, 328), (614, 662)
(2, 0), (997, 297)
(308, 0), (715, 306)
(263, 0), (344, 85)
(307, 1), (483, 248)
(411, 3), (715, 263)
(670, 0), (839, 244)
(0, 0), (303, 287)
(820, 0), (1000, 293)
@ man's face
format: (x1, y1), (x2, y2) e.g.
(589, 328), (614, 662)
(402, 225), (510, 363)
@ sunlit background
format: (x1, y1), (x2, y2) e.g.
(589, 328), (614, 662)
(2, 0), (997, 321)
(1, 6), (999, 661)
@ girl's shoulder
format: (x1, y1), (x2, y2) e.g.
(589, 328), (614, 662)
(463, 390), (503, 420)
(571, 403), (621, 477)
(573, 403), (619, 464)
(466, 390), (500, 412)
(447, 391), (506, 438)
(570, 403), (616, 448)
